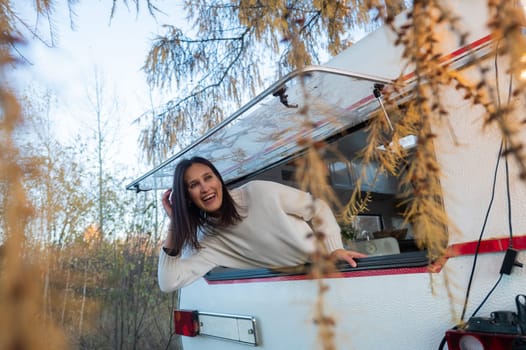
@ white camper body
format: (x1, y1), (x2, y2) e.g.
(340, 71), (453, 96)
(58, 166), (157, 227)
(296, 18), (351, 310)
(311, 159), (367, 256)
(128, 1), (526, 349)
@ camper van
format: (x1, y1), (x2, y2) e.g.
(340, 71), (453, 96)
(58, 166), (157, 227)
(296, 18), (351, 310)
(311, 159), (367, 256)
(127, 1), (526, 349)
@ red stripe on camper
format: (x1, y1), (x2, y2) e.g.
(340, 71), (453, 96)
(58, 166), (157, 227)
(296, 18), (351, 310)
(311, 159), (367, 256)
(401, 34), (493, 82)
(447, 235), (526, 257)
(345, 34), (494, 111)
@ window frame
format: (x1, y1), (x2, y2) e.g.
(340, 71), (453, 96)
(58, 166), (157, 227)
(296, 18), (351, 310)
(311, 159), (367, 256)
(204, 251), (430, 283)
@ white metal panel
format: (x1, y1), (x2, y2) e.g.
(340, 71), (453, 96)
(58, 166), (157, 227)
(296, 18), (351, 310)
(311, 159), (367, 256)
(198, 312), (257, 346)
(181, 252), (526, 350)
(433, 61), (526, 244)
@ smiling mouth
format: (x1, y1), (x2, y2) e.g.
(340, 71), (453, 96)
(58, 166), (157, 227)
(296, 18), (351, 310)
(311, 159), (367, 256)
(202, 193), (216, 202)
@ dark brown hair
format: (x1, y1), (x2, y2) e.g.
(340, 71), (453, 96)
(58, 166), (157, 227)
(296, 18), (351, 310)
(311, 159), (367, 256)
(169, 156), (242, 254)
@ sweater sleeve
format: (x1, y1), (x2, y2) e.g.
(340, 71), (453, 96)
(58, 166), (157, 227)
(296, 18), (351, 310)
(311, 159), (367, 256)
(157, 247), (218, 292)
(268, 181), (344, 252)
(310, 197), (345, 252)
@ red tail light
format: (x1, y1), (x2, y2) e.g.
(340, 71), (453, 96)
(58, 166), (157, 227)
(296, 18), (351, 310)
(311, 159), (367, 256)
(174, 309), (199, 337)
(445, 329), (526, 350)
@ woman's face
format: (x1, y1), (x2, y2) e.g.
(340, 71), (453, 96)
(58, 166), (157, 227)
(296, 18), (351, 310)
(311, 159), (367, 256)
(184, 163), (224, 215)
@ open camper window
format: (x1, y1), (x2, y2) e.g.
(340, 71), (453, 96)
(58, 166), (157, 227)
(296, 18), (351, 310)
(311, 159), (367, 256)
(204, 121), (435, 283)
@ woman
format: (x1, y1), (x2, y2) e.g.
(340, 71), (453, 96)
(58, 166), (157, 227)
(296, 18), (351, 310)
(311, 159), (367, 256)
(158, 156), (366, 292)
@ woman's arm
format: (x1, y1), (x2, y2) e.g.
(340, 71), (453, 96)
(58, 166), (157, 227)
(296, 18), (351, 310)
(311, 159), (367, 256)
(158, 189), (220, 291)
(270, 181), (367, 267)
(328, 248), (367, 267)
(158, 248), (217, 292)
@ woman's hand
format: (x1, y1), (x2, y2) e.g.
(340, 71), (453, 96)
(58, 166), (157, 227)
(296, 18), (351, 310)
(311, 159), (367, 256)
(162, 189), (174, 219)
(330, 249), (368, 268)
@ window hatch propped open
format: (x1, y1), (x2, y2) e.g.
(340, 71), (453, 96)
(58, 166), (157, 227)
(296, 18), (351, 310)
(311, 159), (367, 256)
(126, 65), (395, 192)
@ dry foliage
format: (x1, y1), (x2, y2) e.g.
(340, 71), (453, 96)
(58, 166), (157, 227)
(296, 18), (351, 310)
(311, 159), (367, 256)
(3, 0), (526, 349)
(139, 0), (407, 161)
(0, 0), (68, 347)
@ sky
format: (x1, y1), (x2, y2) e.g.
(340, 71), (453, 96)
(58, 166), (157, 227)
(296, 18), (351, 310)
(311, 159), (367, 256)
(12, 1), (185, 176)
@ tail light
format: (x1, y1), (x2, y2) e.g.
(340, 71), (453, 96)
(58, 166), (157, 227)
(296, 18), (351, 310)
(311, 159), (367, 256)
(172, 309), (258, 345)
(445, 329), (526, 350)
(174, 309), (199, 337)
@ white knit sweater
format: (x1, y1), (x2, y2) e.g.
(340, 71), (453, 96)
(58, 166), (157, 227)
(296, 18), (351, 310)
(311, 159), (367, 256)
(158, 180), (343, 291)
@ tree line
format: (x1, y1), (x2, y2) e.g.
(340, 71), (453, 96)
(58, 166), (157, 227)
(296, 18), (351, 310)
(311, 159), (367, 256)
(1, 83), (181, 349)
